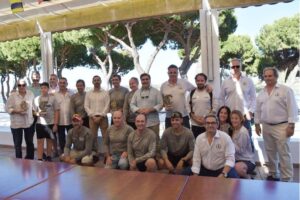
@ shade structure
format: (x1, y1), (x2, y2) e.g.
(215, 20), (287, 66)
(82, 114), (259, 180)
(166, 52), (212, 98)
(0, 0), (293, 42)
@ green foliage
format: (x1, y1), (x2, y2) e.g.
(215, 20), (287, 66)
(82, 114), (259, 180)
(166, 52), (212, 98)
(220, 34), (259, 75)
(255, 14), (300, 79)
(0, 36), (40, 78)
(219, 10), (237, 42)
(53, 31), (95, 75)
(256, 14), (300, 55)
(83, 27), (134, 75)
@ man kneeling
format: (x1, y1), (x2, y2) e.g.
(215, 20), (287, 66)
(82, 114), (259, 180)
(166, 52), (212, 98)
(127, 114), (157, 172)
(192, 113), (239, 178)
(159, 111), (194, 174)
(61, 114), (97, 165)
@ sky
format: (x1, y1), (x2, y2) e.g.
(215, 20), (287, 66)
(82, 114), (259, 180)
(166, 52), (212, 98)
(62, 0), (300, 89)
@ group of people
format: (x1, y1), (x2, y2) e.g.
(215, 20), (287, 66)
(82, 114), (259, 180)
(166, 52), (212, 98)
(5, 58), (298, 182)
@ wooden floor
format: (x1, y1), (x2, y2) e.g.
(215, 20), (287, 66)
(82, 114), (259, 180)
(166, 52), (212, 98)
(2, 157), (298, 200)
(0, 145), (299, 183)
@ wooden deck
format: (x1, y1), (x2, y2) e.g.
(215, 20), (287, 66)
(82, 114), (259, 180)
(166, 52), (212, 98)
(0, 145), (299, 183)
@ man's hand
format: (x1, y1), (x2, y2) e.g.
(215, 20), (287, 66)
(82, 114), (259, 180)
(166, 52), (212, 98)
(52, 125), (58, 133)
(165, 159), (175, 173)
(175, 159), (185, 174)
(121, 152), (128, 158)
(130, 159), (137, 170)
(255, 124), (261, 136)
(217, 173), (225, 178)
(69, 158), (77, 164)
(92, 115), (102, 123)
(106, 156), (112, 166)
(206, 84), (213, 93)
(12, 109), (26, 115)
(192, 115), (205, 126)
(165, 104), (173, 111)
(286, 124), (295, 137)
(137, 108), (152, 114)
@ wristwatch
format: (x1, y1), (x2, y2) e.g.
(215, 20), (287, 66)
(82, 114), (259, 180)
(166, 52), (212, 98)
(221, 172), (228, 178)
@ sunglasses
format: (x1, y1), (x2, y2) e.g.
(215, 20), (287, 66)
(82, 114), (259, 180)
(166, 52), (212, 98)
(17, 84), (26, 87)
(32, 79), (39, 82)
(231, 65), (240, 69)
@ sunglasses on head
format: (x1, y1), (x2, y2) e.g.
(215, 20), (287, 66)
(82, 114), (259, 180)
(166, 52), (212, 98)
(171, 112), (182, 118)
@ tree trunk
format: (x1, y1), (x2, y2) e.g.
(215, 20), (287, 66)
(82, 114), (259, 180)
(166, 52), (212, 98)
(144, 29), (170, 73)
(0, 74), (7, 105)
(57, 67), (63, 79)
(5, 72), (10, 99)
(125, 23), (144, 75)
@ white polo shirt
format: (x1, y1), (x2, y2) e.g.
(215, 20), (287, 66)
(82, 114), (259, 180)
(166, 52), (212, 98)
(255, 83), (298, 124)
(192, 130), (235, 174)
(6, 90), (34, 129)
(219, 75), (256, 115)
(84, 88), (110, 117)
(160, 79), (194, 118)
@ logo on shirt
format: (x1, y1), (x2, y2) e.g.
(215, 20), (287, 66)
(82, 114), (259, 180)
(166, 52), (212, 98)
(216, 143), (222, 150)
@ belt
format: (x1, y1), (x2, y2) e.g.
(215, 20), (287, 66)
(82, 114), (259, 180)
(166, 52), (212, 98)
(265, 121), (288, 126)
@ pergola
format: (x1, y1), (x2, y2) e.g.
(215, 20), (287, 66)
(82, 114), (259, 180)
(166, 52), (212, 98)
(0, 0), (292, 92)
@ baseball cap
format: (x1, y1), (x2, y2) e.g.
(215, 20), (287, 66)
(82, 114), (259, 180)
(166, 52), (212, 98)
(72, 114), (82, 122)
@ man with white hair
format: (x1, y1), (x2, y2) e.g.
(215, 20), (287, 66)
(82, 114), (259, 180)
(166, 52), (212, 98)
(255, 67), (298, 182)
(219, 58), (256, 148)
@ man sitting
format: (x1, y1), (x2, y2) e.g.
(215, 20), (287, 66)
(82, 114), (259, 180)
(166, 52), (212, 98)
(159, 111), (194, 174)
(60, 114), (97, 165)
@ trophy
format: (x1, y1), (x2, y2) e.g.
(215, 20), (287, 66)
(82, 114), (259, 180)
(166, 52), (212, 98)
(39, 101), (48, 116)
(20, 100), (28, 112)
(110, 100), (117, 111)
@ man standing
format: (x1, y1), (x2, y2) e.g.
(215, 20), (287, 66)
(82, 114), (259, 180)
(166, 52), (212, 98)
(123, 77), (139, 129)
(255, 67), (298, 182)
(127, 114), (157, 172)
(54, 77), (73, 153)
(130, 73), (163, 140)
(70, 79), (88, 127)
(84, 75), (110, 141)
(192, 113), (238, 178)
(27, 71), (41, 97)
(49, 74), (59, 94)
(219, 58), (256, 137)
(188, 73), (217, 138)
(109, 74), (129, 116)
(6, 79), (35, 159)
(160, 65), (194, 129)
(160, 111), (194, 174)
